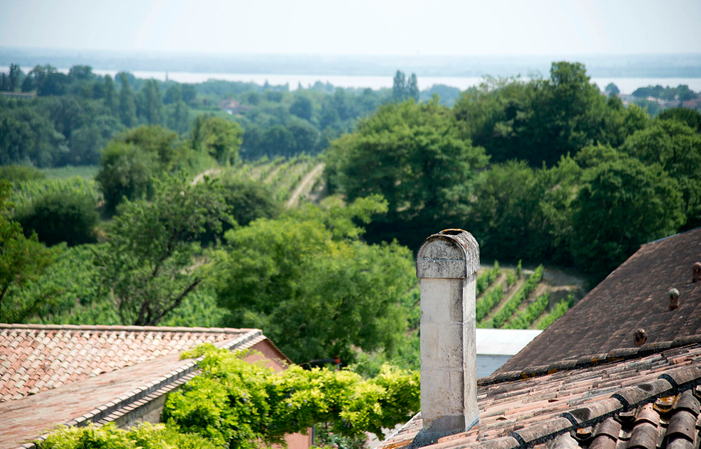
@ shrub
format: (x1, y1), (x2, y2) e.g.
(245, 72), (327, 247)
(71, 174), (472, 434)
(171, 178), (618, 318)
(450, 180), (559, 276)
(0, 165), (45, 183)
(39, 422), (216, 449)
(14, 191), (98, 246)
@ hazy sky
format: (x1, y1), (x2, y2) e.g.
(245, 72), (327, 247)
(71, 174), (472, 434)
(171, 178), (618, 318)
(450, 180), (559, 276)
(1, 0), (700, 56)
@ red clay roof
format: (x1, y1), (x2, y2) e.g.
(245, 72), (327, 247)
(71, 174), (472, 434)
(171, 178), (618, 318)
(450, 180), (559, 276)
(378, 339), (701, 449)
(0, 324), (271, 449)
(0, 324), (251, 402)
(499, 228), (701, 373)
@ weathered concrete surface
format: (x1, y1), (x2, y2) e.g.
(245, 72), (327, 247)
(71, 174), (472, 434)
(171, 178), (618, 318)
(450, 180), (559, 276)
(413, 230), (479, 447)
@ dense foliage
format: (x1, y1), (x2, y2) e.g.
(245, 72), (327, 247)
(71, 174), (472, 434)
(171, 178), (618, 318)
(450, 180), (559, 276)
(215, 196), (415, 364)
(94, 175), (229, 325)
(163, 345), (420, 448)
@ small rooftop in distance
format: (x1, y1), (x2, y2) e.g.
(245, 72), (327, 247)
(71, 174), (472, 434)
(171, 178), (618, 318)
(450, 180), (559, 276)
(476, 329), (542, 356)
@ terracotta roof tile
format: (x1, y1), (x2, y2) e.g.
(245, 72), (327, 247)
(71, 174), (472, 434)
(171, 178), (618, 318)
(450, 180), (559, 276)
(0, 324), (249, 402)
(377, 341), (701, 449)
(500, 228), (701, 373)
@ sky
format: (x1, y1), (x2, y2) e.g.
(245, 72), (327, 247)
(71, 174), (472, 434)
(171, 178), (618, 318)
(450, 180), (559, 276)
(1, 0), (700, 56)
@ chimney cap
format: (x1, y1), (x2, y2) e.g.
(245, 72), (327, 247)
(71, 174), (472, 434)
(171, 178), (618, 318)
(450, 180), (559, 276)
(693, 262), (701, 283)
(634, 328), (648, 347)
(416, 229), (479, 279)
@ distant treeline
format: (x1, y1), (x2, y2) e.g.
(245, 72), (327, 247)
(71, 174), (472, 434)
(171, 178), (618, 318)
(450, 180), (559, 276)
(0, 63), (462, 168)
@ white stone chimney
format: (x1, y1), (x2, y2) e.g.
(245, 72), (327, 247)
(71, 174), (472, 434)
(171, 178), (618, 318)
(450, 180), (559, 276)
(413, 229), (479, 447)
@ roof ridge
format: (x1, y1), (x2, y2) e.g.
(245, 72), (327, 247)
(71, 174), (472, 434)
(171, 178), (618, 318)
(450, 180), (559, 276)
(479, 334), (701, 386)
(0, 323), (257, 334)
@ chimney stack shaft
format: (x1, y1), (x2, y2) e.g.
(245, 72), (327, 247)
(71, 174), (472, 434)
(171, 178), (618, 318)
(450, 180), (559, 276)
(414, 230), (480, 446)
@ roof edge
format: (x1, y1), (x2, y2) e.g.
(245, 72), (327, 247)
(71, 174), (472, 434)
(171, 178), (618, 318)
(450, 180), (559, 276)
(479, 334), (701, 387)
(0, 323), (258, 334)
(17, 329), (263, 449)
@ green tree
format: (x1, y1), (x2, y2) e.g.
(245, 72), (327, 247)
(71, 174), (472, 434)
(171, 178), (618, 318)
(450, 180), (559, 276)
(95, 176), (229, 326)
(8, 64), (22, 92)
(406, 73), (419, 102)
(0, 181), (56, 322)
(326, 99), (488, 249)
(570, 157), (685, 278)
(290, 95), (313, 120)
(621, 119), (701, 229)
(392, 70), (406, 101)
(122, 125), (179, 169)
(657, 108), (701, 132)
(140, 79), (164, 125)
(95, 141), (156, 213)
(215, 197), (415, 364)
(191, 116), (243, 165)
(14, 191), (98, 247)
(118, 73), (137, 127)
(103, 75), (118, 115)
(604, 82), (620, 96)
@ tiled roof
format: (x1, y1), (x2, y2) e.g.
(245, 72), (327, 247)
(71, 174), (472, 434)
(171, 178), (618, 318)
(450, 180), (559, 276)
(377, 339), (701, 449)
(0, 324), (250, 402)
(499, 228), (701, 373)
(0, 324), (275, 449)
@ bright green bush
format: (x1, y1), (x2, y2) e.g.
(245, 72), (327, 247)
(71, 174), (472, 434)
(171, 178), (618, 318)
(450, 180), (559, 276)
(10, 177), (100, 209)
(506, 270), (516, 288)
(537, 294), (575, 330)
(39, 422), (216, 449)
(164, 345), (420, 448)
(14, 191), (98, 246)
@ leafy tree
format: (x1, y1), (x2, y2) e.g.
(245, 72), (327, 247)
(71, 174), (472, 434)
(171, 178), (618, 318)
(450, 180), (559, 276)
(604, 82), (620, 96)
(103, 75), (117, 115)
(8, 64), (22, 92)
(392, 70), (406, 101)
(139, 79), (165, 125)
(657, 108), (701, 132)
(215, 196), (415, 364)
(262, 125), (296, 158)
(0, 181), (56, 322)
(118, 73), (137, 127)
(621, 120), (701, 229)
(406, 73), (419, 102)
(122, 125), (179, 169)
(95, 141), (156, 213)
(14, 191), (98, 247)
(570, 156), (685, 278)
(0, 101), (66, 167)
(95, 176), (229, 326)
(454, 63), (642, 167)
(191, 116), (243, 165)
(290, 95), (313, 120)
(287, 118), (319, 153)
(326, 98), (488, 249)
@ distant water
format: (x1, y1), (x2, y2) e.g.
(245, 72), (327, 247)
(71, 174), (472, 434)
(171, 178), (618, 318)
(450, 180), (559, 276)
(4, 66), (701, 95)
